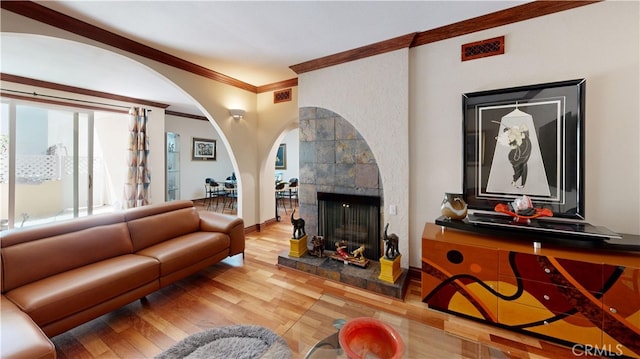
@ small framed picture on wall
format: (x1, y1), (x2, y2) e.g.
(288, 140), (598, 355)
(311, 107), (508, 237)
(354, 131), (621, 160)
(192, 137), (216, 161)
(275, 143), (286, 169)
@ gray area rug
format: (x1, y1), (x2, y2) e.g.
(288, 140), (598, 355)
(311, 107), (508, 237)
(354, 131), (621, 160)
(156, 325), (292, 359)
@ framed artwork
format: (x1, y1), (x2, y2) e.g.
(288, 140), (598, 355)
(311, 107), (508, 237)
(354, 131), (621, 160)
(463, 79), (585, 219)
(276, 143), (287, 169)
(192, 137), (216, 161)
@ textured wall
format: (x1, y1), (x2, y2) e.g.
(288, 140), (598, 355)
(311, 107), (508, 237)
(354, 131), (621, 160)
(298, 50), (410, 267)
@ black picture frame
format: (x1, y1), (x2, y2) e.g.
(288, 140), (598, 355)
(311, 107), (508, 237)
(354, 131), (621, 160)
(463, 79), (585, 219)
(192, 137), (216, 161)
(275, 143), (287, 169)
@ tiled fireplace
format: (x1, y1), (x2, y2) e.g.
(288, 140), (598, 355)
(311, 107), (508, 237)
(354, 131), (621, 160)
(276, 107), (408, 299)
(297, 107), (383, 239)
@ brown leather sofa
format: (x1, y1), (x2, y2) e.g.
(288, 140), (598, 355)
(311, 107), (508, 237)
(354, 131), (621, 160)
(0, 200), (245, 359)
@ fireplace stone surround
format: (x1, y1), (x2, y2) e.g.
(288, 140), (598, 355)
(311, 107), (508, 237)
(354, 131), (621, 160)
(278, 107), (412, 297)
(298, 107), (383, 250)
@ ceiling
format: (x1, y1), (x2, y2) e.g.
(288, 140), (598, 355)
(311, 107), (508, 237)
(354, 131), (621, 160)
(1, 1), (528, 115)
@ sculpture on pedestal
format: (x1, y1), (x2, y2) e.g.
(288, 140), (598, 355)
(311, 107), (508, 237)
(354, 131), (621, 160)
(291, 209), (306, 239)
(383, 223), (400, 259)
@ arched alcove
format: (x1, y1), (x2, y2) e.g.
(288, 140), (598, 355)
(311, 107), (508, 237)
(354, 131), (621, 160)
(298, 106), (384, 259)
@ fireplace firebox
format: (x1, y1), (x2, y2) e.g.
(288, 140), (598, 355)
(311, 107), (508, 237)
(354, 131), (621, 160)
(317, 192), (381, 260)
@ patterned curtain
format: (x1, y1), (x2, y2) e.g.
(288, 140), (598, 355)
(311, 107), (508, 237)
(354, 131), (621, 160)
(124, 107), (150, 208)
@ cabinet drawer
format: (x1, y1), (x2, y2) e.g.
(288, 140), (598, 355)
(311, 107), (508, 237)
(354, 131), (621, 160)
(601, 265), (640, 358)
(499, 251), (606, 293)
(602, 266), (640, 328)
(498, 276), (603, 319)
(498, 301), (602, 347)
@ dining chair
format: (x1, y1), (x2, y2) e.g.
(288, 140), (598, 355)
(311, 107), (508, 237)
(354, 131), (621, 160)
(287, 178), (299, 208)
(207, 180), (225, 211)
(204, 178), (215, 208)
(275, 181), (288, 216)
(223, 181), (237, 210)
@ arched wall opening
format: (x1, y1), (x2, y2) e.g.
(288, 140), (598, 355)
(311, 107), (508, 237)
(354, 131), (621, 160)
(259, 121), (299, 224)
(1, 32), (247, 217)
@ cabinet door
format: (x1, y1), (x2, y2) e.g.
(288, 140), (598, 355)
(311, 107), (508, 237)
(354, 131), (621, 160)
(422, 240), (498, 322)
(498, 300), (602, 345)
(497, 251), (606, 344)
(165, 132), (180, 201)
(601, 265), (640, 358)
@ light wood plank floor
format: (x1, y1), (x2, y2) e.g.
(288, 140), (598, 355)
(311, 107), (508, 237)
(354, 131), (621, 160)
(51, 206), (580, 358)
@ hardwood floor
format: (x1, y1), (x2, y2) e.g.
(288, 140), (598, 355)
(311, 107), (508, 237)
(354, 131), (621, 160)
(51, 205), (580, 358)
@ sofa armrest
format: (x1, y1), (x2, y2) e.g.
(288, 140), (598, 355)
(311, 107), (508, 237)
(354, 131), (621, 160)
(198, 211), (245, 256)
(1, 296), (56, 359)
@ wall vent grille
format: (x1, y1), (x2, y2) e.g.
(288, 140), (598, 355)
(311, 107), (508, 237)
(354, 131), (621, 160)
(461, 36), (505, 61)
(273, 88), (292, 103)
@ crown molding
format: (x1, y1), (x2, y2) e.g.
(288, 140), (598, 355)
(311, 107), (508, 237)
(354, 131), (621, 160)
(290, 33), (417, 75)
(411, 1), (600, 46)
(1, 73), (169, 109)
(290, 0), (599, 75)
(165, 110), (208, 121)
(0, 1), (259, 93)
(257, 78), (298, 94)
(2, 1), (599, 91)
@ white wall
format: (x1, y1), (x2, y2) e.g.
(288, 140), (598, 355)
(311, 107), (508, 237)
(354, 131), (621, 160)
(256, 88), (300, 225)
(275, 129), (300, 183)
(165, 114), (234, 200)
(410, 1), (639, 265)
(301, 1), (639, 268)
(299, 49), (411, 268)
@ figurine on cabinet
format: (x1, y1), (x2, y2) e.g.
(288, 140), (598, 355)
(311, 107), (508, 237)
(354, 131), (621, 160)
(440, 193), (468, 220)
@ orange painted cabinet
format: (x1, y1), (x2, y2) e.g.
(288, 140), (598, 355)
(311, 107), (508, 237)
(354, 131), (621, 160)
(421, 223), (640, 358)
(421, 239), (499, 322)
(601, 265), (640, 356)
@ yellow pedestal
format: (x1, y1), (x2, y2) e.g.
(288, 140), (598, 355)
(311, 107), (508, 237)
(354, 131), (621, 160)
(289, 234), (308, 257)
(378, 255), (402, 283)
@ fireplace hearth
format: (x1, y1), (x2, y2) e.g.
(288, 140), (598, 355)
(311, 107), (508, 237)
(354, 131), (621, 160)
(277, 251), (408, 299)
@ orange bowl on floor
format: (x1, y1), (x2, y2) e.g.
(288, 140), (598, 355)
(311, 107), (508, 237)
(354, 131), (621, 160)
(338, 317), (404, 359)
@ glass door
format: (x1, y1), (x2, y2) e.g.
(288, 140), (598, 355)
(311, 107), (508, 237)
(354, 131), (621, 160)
(0, 101), (94, 229)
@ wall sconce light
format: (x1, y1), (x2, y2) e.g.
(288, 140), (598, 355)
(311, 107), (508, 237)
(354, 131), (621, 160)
(229, 109), (246, 120)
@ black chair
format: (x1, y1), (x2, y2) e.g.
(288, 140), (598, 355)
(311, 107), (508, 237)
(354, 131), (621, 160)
(287, 178), (299, 208)
(204, 178), (215, 207)
(223, 181), (237, 210)
(275, 181), (288, 216)
(206, 179), (225, 211)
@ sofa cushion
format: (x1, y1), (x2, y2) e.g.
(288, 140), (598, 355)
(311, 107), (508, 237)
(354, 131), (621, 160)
(136, 232), (229, 276)
(5, 254), (158, 327)
(1, 222), (133, 292)
(0, 213), (124, 247)
(127, 207), (201, 252)
(1, 296), (55, 359)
